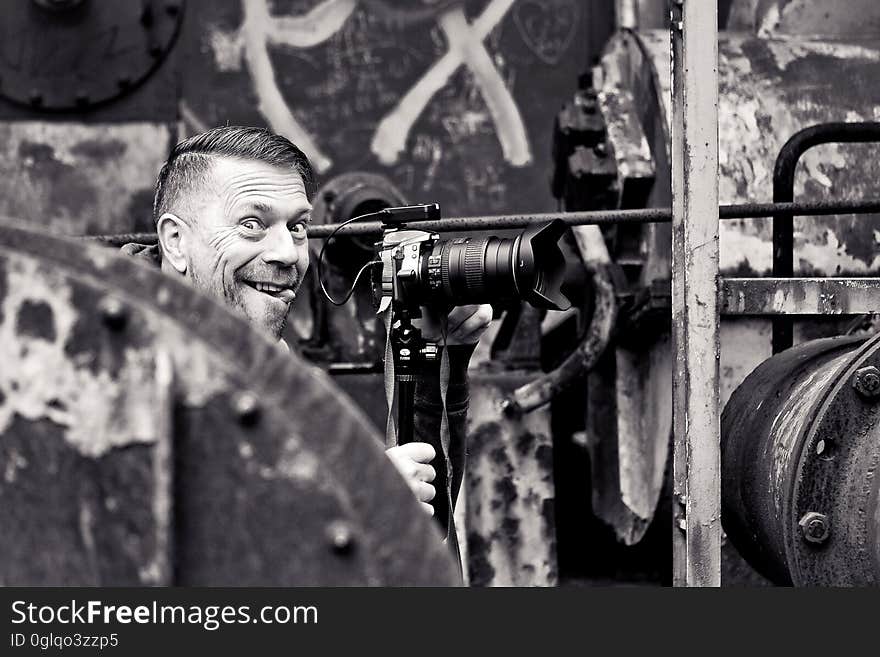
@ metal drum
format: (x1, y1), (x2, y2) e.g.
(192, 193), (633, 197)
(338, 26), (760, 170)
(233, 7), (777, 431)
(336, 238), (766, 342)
(722, 333), (880, 585)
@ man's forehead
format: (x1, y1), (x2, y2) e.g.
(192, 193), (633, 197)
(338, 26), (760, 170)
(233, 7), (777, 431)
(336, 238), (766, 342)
(210, 155), (308, 197)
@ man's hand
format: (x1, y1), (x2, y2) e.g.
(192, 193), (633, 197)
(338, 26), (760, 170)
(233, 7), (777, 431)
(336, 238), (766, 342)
(416, 304), (493, 345)
(386, 442), (437, 516)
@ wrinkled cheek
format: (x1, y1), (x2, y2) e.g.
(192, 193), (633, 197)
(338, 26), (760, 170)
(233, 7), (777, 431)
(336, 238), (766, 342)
(215, 249), (253, 300)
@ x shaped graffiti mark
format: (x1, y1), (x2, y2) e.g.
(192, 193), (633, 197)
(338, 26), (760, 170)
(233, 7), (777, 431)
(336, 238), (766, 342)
(240, 0), (531, 173)
(241, 0), (357, 173)
(371, 0), (531, 167)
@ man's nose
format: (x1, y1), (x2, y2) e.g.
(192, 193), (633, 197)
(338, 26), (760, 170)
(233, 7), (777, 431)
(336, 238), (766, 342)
(261, 225), (300, 267)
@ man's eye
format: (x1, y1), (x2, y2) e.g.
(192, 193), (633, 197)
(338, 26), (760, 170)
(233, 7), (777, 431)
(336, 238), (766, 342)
(290, 222), (308, 238)
(240, 219), (263, 231)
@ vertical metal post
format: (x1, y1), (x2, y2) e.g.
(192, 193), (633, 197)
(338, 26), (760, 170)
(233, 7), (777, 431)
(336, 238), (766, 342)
(670, 0), (721, 586)
(616, 0), (638, 29)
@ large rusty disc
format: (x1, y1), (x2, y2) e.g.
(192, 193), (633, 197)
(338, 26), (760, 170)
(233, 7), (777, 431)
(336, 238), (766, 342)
(0, 218), (458, 585)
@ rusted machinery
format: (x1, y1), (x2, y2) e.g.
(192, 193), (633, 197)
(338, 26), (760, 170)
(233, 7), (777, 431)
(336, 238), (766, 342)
(552, 3), (880, 584)
(722, 333), (880, 586)
(0, 219), (458, 585)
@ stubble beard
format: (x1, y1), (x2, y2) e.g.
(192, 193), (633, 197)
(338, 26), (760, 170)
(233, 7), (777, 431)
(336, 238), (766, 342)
(190, 267), (298, 341)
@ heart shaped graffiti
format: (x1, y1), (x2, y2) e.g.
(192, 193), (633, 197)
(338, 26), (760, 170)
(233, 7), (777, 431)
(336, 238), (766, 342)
(513, 0), (581, 66)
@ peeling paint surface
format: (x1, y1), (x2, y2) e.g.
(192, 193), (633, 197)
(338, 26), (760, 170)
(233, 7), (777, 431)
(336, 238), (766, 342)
(0, 123), (172, 236)
(635, 31), (880, 277)
(466, 374), (556, 586)
(728, 0), (880, 38)
(0, 255), (160, 457)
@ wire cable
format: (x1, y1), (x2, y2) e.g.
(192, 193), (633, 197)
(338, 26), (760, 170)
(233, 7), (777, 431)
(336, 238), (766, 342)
(317, 211), (384, 306)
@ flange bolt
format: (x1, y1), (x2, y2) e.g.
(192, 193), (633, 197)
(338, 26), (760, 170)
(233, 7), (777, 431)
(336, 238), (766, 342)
(798, 512), (830, 545)
(853, 366), (880, 398)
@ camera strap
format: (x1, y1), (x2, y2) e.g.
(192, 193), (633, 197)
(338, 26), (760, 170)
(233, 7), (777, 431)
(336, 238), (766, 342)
(382, 307), (397, 448)
(438, 320), (454, 546)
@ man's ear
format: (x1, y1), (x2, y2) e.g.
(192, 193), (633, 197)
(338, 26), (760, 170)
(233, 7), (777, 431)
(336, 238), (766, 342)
(156, 213), (188, 275)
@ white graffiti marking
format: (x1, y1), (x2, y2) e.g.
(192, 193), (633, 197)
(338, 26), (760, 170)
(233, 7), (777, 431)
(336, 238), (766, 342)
(372, 0), (530, 166)
(241, 0), (358, 172)
(236, 0), (531, 172)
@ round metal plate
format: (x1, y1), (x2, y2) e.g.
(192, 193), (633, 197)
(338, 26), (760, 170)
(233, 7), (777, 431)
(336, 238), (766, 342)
(0, 0), (184, 111)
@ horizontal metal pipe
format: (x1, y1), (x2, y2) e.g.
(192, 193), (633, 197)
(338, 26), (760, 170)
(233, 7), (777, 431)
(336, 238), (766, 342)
(84, 198), (880, 245)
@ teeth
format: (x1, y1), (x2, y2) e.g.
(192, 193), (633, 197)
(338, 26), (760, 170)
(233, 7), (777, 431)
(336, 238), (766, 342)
(251, 282), (284, 293)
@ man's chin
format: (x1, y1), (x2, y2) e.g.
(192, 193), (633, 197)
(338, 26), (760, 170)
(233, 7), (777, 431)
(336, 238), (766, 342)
(235, 289), (292, 340)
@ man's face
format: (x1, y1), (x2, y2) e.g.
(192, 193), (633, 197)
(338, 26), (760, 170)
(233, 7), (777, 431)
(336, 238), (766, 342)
(182, 157), (311, 339)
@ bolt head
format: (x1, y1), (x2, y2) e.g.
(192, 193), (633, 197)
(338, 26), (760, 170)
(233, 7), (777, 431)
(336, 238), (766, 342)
(799, 512), (830, 544)
(853, 366), (880, 398)
(233, 392), (260, 426)
(326, 521), (354, 554)
(500, 398), (522, 419)
(99, 296), (128, 330)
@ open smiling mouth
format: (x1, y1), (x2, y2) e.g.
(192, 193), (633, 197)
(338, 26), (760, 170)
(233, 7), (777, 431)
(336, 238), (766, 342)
(243, 280), (297, 303)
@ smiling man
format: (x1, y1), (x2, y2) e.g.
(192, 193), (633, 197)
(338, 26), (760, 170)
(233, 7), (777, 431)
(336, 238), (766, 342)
(122, 126), (490, 561)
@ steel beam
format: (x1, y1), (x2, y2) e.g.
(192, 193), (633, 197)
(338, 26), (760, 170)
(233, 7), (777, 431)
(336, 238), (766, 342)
(670, 0), (721, 587)
(721, 278), (880, 315)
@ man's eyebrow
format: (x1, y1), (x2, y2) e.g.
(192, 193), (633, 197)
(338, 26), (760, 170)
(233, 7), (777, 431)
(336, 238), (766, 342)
(235, 201), (312, 223)
(237, 201), (274, 215)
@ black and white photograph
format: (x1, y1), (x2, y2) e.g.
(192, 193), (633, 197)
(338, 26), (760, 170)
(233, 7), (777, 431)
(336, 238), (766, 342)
(1, 0), (879, 617)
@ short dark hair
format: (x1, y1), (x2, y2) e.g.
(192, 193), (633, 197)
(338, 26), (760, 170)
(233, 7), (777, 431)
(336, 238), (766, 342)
(153, 125), (316, 222)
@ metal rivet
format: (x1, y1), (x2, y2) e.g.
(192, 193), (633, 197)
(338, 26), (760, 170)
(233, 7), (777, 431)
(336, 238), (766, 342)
(853, 366), (880, 398)
(99, 296), (128, 330)
(233, 392), (260, 426)
(799, 512), (830, 545)
(500, 398), (522, 419)
(326, 521), (354, 555)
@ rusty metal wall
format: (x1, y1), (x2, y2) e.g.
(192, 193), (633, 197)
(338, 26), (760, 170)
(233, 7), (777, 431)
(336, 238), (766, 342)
(465, 373), (557, 586)
(727, 0), (880, 37)
(0, 0), (182, 236)
(620, 29), (880, 412)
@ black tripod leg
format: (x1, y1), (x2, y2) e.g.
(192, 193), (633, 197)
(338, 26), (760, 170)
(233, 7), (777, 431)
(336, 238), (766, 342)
(396, 374), (416, 445)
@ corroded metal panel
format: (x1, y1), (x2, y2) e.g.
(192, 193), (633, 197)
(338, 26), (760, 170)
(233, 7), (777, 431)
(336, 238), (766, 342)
(727, 0), (880, 37)
(466, 373), (556, 587)
(0, 122), (173, 236)
(722, 278), (880, 316)
(635, 30), (880, 278)
(0, 218), (459, 586)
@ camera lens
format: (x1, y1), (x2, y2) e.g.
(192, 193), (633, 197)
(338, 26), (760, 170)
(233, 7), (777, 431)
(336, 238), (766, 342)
(419, 220), (570, 311)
